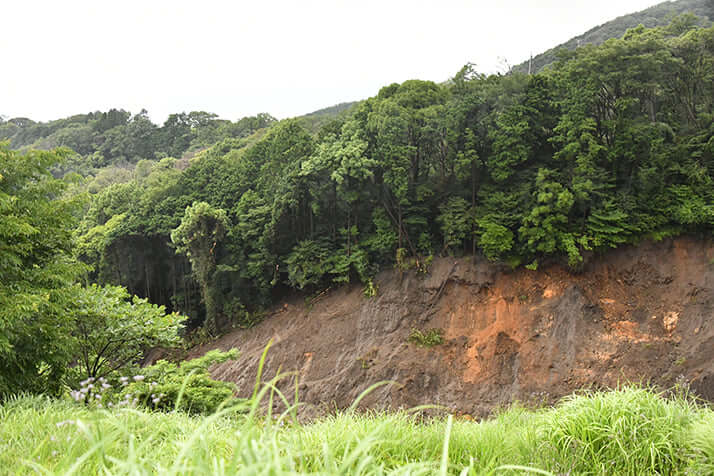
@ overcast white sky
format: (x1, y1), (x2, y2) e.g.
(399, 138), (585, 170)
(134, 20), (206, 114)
(2, 0), (666, 124)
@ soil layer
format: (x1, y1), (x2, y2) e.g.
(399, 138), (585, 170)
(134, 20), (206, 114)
(189, 237), (714, 418)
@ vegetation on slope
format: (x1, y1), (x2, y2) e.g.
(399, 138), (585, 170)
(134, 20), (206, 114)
(1, 17), (713, 398)
(298, 101), (359, 134)
(0, 109), (277, 182)
(511, 0), (713, 73)
(1, 387), (712, 475)
(67, 20), (714, 332)
(1, 11), (714, 475)
(0, 146), (184, 398)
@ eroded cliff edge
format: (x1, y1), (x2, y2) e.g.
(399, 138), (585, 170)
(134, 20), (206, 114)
(190, 237), (714, 417)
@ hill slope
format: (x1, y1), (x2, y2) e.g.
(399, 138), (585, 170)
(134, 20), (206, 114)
(189, 237), (714, 418)
(512, 0), (714, 74)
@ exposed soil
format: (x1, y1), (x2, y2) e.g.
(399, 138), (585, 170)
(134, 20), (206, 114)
(188, 237), (714, 418)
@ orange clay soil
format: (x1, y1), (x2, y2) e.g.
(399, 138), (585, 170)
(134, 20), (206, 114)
(186, 236), (714, 419)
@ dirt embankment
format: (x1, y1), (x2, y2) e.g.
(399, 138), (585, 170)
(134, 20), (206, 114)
(190, 237), (714, 418)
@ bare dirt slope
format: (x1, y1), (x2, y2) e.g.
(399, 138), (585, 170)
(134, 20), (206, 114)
(190, 237), (714, 418)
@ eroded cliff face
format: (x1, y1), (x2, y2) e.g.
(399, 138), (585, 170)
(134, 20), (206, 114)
(190, 237), (714, 418)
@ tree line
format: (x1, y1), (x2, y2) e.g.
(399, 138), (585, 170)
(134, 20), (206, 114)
(4, 20), (713, 343)
(0, 108), (277, 172)
(511, 2), (713, 73)
(61, 20), (712, 333)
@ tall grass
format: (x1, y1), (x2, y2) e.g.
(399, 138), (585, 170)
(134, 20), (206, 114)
(0, 386), (712, 475)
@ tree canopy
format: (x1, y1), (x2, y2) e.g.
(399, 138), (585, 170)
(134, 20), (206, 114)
(5, 18), (714, 336)
(0, 145), (184, 398)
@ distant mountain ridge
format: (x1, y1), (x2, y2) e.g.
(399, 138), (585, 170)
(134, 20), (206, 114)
(512, 0), (714, 74)
(296, 101), (358, 133)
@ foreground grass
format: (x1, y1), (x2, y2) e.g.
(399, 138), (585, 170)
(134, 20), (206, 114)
(1, 387), (712, 475)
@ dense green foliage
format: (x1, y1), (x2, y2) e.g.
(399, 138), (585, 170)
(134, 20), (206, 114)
(1, 387), (712, 474)
(296, 101), (358, 133)
(69, 284), (183, 382)
(57, 20), (713, 332)
(67, 349), (242, 415)
(171, 202), (230, 334)
(2, 15), (712, 335)
(116, 349), (240, 415)
(0, 109), (276, 170)
(0, 146), (82, 395)
(511, 0), (713, 73)
(0, 145), (184, 397)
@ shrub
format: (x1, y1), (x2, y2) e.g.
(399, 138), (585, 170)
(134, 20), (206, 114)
(363, 279), (378, 298)
(408, 328), (444, 347)
(118, 350), (241, 415)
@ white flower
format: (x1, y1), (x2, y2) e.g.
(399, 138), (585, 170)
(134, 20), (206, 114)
(133, 375), (145, 382)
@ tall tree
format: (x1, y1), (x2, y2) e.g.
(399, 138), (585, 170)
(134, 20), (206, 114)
(0, 146), (82, 395)
(171, 201), (229, 335)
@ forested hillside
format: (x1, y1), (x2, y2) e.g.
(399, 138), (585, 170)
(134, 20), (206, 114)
(4, 6), (714, 474)
(512, 0), (713, 73)
(3, 19), (713, 339)
(66, 20), (714, 334)
(0, 110), (277, 185)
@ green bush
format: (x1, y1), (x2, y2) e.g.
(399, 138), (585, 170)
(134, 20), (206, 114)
(118, 350), (241, 415)
(408, 328), (444, 347)
(478, 221), (514, 261)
